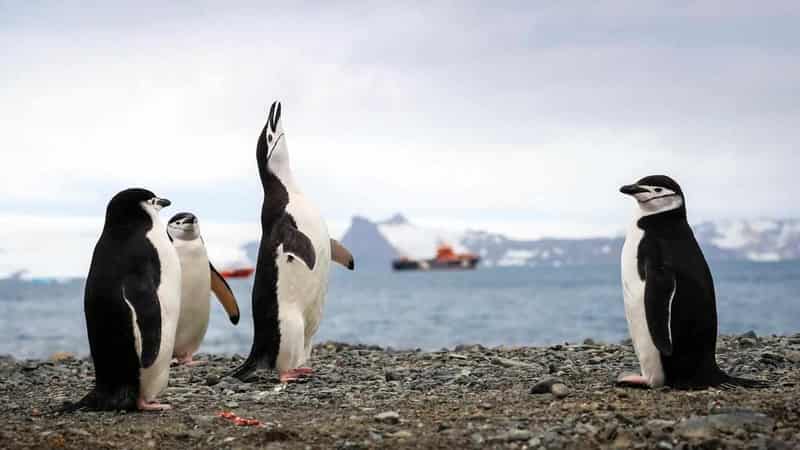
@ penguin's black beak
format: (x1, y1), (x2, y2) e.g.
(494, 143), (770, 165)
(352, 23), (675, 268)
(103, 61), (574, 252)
(620, 184), (648, 195)
(156, 198), (172, 208)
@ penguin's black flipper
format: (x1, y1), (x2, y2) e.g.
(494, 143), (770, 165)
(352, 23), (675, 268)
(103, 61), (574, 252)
(209, 262), (241, 325)
(331, 239), (355, 270)
(274, 214), (316, 270)
(122, 270), (162, 368)
(644, 261), (676, 357)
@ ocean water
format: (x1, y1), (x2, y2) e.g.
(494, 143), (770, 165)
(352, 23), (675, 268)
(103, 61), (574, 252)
(1, 261), (799, 359)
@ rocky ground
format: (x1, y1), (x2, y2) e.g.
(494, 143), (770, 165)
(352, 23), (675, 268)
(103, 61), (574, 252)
(1, 333), (799, 449)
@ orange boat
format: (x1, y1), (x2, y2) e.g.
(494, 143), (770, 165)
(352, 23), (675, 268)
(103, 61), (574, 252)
(392, 244), (480, 271)
(219, 267), (255, 278)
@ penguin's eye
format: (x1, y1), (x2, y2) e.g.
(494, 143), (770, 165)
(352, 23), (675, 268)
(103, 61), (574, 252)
(268, 134), (273, 143)
(654, 188), (663, 193)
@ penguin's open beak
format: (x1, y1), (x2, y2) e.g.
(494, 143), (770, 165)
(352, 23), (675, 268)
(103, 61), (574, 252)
(620, 184), (648, 196)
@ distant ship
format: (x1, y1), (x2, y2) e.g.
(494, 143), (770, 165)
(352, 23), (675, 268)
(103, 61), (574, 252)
(392, 244), (480, 271)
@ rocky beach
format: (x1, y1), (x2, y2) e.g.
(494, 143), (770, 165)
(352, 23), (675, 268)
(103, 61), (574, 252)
(1, 333), (799, 449)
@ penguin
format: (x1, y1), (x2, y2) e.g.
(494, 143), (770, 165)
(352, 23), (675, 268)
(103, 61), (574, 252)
(618, 175), (765, 389)
(67, 188), (181, 411)
(230, 101), (355, 383)
(167, 212), (241, 365)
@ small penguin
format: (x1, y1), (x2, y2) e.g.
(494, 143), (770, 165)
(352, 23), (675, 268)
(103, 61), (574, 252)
(230, 101), (355, 383)
(68, 188), (181, 411)
(167, 212), (241, 365)
(619, 175), (765, 389)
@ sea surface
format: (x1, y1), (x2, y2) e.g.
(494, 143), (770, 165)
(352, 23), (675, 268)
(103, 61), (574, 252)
(1, 261), (799, 359)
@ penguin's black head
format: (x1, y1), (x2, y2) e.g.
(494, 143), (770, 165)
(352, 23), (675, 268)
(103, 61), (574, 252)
(256, 101), (287, 176)
(105, 188), (171, 233)
(167, 212), (201, 241)
(620, 175), (685, 216)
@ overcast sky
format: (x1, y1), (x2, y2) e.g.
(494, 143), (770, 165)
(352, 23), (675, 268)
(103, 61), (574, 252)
(2, 1), (799, 249)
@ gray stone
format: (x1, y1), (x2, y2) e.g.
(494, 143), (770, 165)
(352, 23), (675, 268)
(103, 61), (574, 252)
(374, 411), (400, 424)
(677, 412), (774, 439)
(784, 350), (800, 364)
(551, 383), (570, 398)
(492, 357), (537, 369)
(646, 419), (676, 431)
(384, 370), (404, 382)
(530, 377), (564, 394)
(388, 430), (412, 439)
(488, 429), (532, 442)
(68, 428), (90, 437)
(739, 337), (757, 347)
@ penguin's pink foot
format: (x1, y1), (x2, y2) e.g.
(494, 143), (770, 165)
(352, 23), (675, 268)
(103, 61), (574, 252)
(616, 373), (651, 388)
(175, 354), (205, 366)
(279, 368), (312, 383)
(137, 398), (172, 411)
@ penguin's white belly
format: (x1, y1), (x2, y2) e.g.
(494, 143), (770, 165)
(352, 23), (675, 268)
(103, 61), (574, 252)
(139, 227), (182, 401)
(621, 225), (665, 387)
(173, 240), (211, 357)
(275, 194), (331, 371)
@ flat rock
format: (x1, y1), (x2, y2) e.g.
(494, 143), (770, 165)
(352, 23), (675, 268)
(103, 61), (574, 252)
(530, 377), (564, 394)
(676, 411), (775, 439)
(374, 411), (400, 424)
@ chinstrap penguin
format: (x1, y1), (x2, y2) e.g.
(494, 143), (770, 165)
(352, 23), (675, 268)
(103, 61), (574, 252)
(230, 101), (354, 383)
(167, 212), (241, 366)
(618, 175), (765, 389)
(65, 188), (182, 411)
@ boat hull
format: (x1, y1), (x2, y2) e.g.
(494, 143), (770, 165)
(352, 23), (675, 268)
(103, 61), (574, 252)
(392, 257), (479, 271)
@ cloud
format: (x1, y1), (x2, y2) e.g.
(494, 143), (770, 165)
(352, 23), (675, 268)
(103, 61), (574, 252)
(0, 1), (798, 250)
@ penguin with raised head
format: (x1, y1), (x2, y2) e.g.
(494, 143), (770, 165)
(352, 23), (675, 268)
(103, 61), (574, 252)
(167, 212), (241, 365)
(230, 101), (354, 383)
(67, 188), (181, 411)
(618, 175), (765, 389)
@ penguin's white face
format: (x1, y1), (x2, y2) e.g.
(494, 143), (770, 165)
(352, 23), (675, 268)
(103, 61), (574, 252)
(167, 213), (201, 241)
(620, 184), (684, 216)
(265, 114), (288, 170)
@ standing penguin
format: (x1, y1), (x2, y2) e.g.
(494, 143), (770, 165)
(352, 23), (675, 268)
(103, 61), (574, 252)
(618, 175), (764, 389)
(68, 188), (181, 411)
(230, 101), (354, 383)
(167, 212), (241, 365)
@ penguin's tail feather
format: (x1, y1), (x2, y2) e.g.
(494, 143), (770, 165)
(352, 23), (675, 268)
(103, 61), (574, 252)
(713, 368), (769, 390)
(228, 356), (259, 381)
(54, 390), (96, 414)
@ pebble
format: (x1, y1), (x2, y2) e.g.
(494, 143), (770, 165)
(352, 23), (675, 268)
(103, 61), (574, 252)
(495, 429), (533, 442)
(530, 377), (564, 394)
(676, 411), (774, 439)
(551, 383), (570, 398)
(374, 411), (400, 424)
(384, 369), (404, 382)
(387, 430), (413, 439)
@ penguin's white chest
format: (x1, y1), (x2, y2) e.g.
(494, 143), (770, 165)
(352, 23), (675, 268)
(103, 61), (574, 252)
(274, 192), (331, 371)
(172, 238), (211, 357)
(621, 223), (665, 387)
(139, 224), (182, 401)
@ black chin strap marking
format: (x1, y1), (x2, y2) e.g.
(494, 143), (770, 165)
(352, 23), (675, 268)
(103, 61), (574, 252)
(639, 193), (678, 204)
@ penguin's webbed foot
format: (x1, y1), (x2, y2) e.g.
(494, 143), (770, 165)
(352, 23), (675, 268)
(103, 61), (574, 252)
(136, 398), (172, 411)
(615, 373), (652, 389)
(279, 368), (313, 383)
